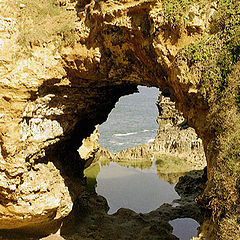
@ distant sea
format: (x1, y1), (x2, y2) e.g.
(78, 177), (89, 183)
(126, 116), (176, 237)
(98, 86), (159, 153)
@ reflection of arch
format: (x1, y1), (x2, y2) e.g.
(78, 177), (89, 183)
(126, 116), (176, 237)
(0, 0), (239, 238)
(67, 159), (205, 240)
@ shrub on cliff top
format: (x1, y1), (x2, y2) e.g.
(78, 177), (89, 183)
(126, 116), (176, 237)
(163, 0), (192, 25)
(162, 0), (206, 28)
(179, 0), (240, 104)
(174, 1), (240, 237)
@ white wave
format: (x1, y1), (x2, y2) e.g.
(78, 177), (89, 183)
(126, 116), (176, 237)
(113, 132), (138, 137)
(142, 129), (157, 133)
(109, 140), (125, 146)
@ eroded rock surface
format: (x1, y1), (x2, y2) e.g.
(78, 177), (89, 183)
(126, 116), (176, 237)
(59, 169), (206, 240)
(103, 93), (206, 169)
(0, 0), (239, 239)
(154, 93), (205, 165)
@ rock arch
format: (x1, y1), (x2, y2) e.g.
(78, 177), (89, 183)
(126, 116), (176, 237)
(0, 0), (239, 239)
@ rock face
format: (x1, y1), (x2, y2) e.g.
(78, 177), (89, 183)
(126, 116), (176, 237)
(60, 191), (203, 240)
(154, 93), (206, 165)
(0, 0), (239, 239)
(0, 0), (138, 231)
(60, 169), (206, 240)
(108, 93), (206, 169)
(78, 127), (100, 168)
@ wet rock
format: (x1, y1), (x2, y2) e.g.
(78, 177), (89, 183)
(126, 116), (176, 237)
(175, 170), (205, 199)
(60, 169), (205, 240)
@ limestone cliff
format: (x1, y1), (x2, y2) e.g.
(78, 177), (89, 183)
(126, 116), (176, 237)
(106, 93), (206, 169)
(154, 93), (205, 165)
(0, 0), (239, 239)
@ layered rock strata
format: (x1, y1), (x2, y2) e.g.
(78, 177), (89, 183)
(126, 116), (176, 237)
(154, 93), (206, 166)
(0, 0), (239, 239)
(104, 93), (206, 169)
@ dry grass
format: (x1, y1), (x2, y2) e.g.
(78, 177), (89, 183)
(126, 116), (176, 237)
(4, 0), (77, 57)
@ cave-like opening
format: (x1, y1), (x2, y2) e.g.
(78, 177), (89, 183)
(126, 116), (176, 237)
(79, 86), (207, 240)
(1, 0), (239, 238)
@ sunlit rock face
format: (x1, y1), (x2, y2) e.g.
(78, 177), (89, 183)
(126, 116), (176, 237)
(107, 93), (206, 169)
(154, 93), (206, 166)
(0, 0), (239, 238)
(0, 0), (138, 230)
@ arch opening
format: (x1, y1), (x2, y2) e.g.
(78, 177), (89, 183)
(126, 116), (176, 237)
(74, 86), (208, 240)
(98, 86), (159, 153)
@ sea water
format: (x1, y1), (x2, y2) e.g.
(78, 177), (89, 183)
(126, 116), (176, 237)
(98, 86), (159, 152)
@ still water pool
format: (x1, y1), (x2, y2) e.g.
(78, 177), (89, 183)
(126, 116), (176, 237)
(86, 86), (201, 239)
(96, 161), (180, 214)
(85, 159), (201, 240)
(169, 218), (200, 240)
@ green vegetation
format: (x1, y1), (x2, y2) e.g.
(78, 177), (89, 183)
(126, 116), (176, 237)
(8, 0), (77, 56)
(164, 0), (240, 105)
(180, 1), (240, 101)
(155, 154), (192, 173)
(84, 163), (100, 194)
(162, 0), (192, 26)
(209, 127), (240, 238)
(162, 0), (206, 27)
(173, 1), (240, 238)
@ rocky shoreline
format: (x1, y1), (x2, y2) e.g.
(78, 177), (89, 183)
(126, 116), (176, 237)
(0, 157), (207, 240)
(0, 91), (208, 240)
(95, 93), (206, 171)
(0, 0), (239, 238)
(45, 168), (207, 240)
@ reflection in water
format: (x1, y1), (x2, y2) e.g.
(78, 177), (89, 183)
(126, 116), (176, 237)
(84, 157), (204, 239)
(169, 218), (200, 240)
(99, 155), (189, 184)
(84, 162), (100, 194)
(96, 161), (180, 214)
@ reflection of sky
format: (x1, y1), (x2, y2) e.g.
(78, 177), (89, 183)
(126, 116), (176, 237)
(169, 218), (200, 240)
(96, 161), (180, 215)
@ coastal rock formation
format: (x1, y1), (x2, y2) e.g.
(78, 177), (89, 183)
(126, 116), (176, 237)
(106, 93), (206, 170)
(60, 170), (206, 240)
(78, 127), (100, 168)
(59, 193), (203, 240)
(154, 93), (206, 166)
(0, 0), (239, 239)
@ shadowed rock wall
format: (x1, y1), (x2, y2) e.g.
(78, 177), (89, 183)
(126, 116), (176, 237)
(0, 0), (239, 239)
